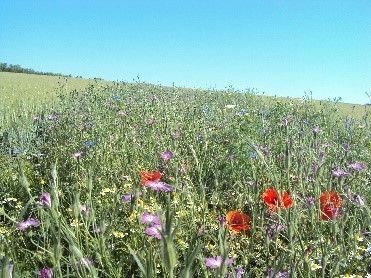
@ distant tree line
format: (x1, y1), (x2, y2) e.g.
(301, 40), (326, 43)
(0, 62), (83, 78)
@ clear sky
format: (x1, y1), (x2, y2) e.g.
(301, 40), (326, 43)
(1, 0), (370, 104)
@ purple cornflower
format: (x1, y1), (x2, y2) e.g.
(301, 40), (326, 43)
(38, 267), (53, 278)
(217, 215), (226, 225)
(140, 212), (161, 226)
(305, 196), (315, 207)
(145, 224), (162, 239)
(235, 267), (245, 278)
(17, 218), (40, 231)
(332, 168), (350, 177)
(122, 194), (134, 203)
(160, 150), (174, 161)
(38, 192), (51, 208)
(145, 181), (172, 192)
(205, 256), (233, 269)
(348, 161), (366, 172)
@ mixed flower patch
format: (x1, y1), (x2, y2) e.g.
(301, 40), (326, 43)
(0, 82), (370, 277)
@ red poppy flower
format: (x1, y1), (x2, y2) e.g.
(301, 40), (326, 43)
(226, 210), (250, 233)
(262, 187), (293, 211)
(320, 190), (342, 220)
(140, 171), (161, 185)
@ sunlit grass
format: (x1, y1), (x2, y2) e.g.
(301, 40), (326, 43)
(0, 74), (370, 277)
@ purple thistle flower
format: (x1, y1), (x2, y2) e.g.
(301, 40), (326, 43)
(122, 194), (134, 203)
(122, 192), (142, 203)
(217, 215), (226, 225)
(235, 267), (245, 278)
(140, 212), (161, 226)
(38, 267), (53, 278)
(332, 168), (350, 177)
(204, 256), (233, 269)
(160, 150), (174, 161)
(17, 218), (40, 231)
(305, 196), (315, 207)
(38, 192), (51, 208)
(348, 161), (366, 172)
(145, 224), (162, 239)
(145, 181), (172, 192)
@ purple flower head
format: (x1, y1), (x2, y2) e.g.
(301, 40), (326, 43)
(160, 150), (174, 161)
(235, 267), (245, 278)
(332, 168), (350, 178)
(38, 267), (53, 278)
(217, 215), (226, 225)
(17, 218), (40, 231)
(205, 256), (233, 269)
(122, 194), (134, 203)
(38, 192), (51, 208)
(145, 224), (162, 239)
(140, 212), (161, 226)
(348, 161), (366, 172)
(145, 181), (172, 192)
(305, 196), (315, 207)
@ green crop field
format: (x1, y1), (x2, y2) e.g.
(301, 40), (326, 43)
(0, 72), (370, 277)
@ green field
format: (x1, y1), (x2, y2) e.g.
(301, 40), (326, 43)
(0, 72), (370, 277)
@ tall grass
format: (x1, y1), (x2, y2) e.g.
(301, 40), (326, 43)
(0, 80), (370, 277)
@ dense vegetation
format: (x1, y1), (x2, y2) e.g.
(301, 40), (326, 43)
(0, 75), (370, 277)
(0, 62), (79, 78)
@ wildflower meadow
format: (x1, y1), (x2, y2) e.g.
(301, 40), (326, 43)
(0, 76), (370, 277)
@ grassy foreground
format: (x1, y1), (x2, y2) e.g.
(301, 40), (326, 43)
(0, 73), (370, 277)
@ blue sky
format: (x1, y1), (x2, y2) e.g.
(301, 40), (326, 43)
(1, 0), (370, 104)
